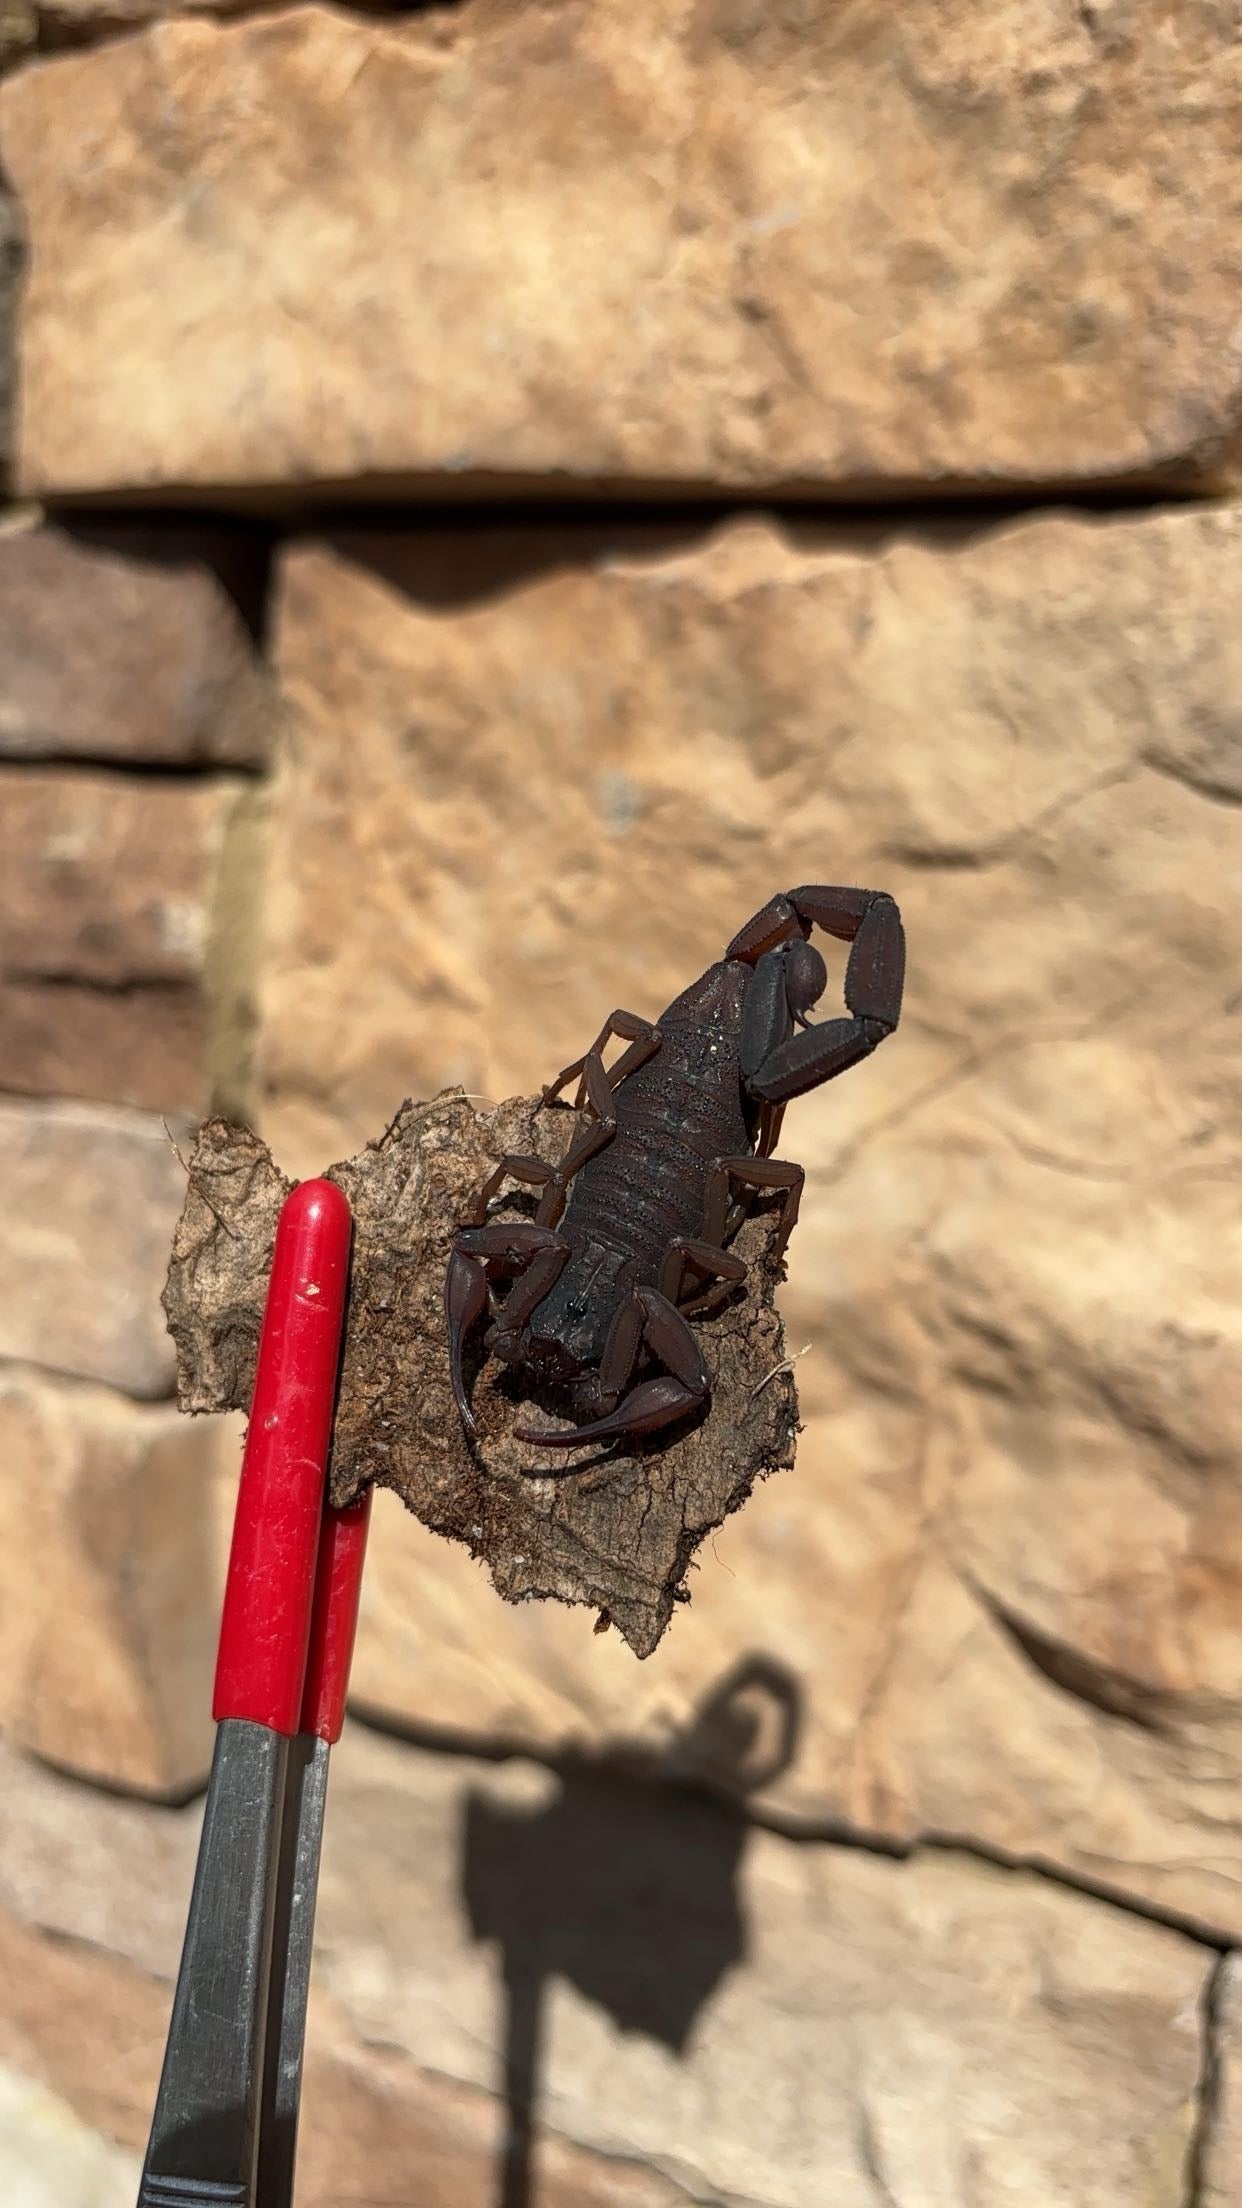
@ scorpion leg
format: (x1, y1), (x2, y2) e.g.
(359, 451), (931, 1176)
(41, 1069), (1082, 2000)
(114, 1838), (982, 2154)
(578, 1242), (744, 1423)
(446, 1222), (568, 1440)
(660, 1235), (748, 1318)
(516, 1286), (709, 1449)
(593, 1289), (647, 1412)
(485, 1236), (572, 1355)
(704, 1154), (805, 1264)
(543, 1009), (661, 1110)
(468, 1054), (620, 1232)
(466, 1153), (557, 1228)
(756, 1102), (786, 1159)
(545, 1050), (622, 1207)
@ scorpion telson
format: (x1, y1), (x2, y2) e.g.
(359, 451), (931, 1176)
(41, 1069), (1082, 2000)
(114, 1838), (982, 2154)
(446, 885), (905, 1451)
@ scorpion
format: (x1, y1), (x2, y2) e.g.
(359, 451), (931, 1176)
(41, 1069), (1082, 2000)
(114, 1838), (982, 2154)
(446, 884), (905, 1451)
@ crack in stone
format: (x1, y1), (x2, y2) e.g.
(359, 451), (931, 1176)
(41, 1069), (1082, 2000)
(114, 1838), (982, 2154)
(338, 1699), (1242, 1954)
(1185, 1951), (1227, 2208)
(914, 1833), (1235, 1953)
(879, 760), (1137, 872)
(30, 0), (463, 63)
(809, 984), (1151, 1195)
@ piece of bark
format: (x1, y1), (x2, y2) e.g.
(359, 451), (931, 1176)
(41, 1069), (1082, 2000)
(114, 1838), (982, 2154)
(163, 1097), (799, 1657)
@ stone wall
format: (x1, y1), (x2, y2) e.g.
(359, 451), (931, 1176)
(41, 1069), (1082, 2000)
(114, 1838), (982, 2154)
(1, 6), (1240, 2203)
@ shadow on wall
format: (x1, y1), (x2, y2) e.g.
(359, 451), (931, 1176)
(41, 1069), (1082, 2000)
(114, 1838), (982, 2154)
(461, 1656), (802, 2208)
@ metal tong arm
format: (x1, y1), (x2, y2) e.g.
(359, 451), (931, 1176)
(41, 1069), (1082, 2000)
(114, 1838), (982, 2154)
(138, 1179), (355, 2208)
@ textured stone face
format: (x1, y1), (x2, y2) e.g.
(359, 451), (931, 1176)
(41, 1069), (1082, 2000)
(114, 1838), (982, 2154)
(0, 2060), (137, 2208)
(0, 768), (248, 1112)
(0, 1726), (1217, 2208)
(1207, 1958), (1242, 2206)
(0, 182), (21, 483)
(2, 0), (1237, 2194)
(0, 1099), (189, 1395)
(0, 526), (271, 766)
(33, 0), (253, 35)
(343, 1737), (1213, 2208)
(3, 2), (1240, 499)
(264, 502), (1242, 1932)
(0, 1371), (232, 1797)
(0, 526), (270, 1112)
(0, 1832), (690, 2208)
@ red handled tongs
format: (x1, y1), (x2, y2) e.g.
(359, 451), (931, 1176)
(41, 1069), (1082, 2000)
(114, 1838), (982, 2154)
(138, 1179), (368, 2208)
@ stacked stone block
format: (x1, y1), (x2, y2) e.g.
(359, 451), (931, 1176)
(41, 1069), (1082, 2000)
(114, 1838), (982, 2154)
(0, 5), (1240, 2203)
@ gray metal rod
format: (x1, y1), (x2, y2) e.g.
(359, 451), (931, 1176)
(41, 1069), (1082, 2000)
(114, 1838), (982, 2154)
(138, 1720), (288, 2208)
(255, 1732), (331, 2208)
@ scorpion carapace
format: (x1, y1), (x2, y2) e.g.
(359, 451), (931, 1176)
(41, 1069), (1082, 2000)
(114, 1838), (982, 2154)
(446, 884), (905, 1451)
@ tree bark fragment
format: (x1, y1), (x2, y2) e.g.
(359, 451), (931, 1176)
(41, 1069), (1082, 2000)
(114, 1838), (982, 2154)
(163, 1096), (800, 1657)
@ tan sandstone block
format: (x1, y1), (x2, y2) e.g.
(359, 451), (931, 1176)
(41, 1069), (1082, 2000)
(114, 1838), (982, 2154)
(0, 0), (34, 72)
(0, 768), (251, 1112)
(0, 184), (19, 481)
(0, 1902), (689, 2208)
(0, 1371), (235, 1797)
(0, 1097), (188, 1394)
(2, 3), (1240, 500)
(267, 503), (1242, 1934)
(34, 0), (260, 37)
(0, 1909), (685, 2208)
(290, 1726), (1214, 2206)
(0, 525), (271, 766)
(0, 1743), (713, 2208)
(0, 1728), (1216, 2207)
(0, 2058), (137, 2208)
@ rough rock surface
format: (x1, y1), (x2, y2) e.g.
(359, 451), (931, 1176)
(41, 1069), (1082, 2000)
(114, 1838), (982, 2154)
(1206, 1957), (1242, 2207)
(0, 1098), (188, 1395)
(164, 1104), (797, 1657)
(0, 2059), (137, 2208)
(33, 0), (266, 43)
(0, 182), (20, 484)
(0, 1727), (1220, 2207)
(0, 0), (34, 73)
(0, 1818), (687, 2208)
(0, 1369), (233, 1797)
(0, 768), (248, 1112)
(261, 502), (1242, 1933)
(0, 525), (271, 766)
(4, 2), (1241, 500)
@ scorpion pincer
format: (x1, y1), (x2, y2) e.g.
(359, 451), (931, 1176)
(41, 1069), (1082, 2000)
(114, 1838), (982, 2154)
(446, 885), (905, 1450)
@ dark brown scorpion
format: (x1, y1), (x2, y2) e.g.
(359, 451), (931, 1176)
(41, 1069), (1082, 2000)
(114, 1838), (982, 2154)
(446, 885), (905, 1450)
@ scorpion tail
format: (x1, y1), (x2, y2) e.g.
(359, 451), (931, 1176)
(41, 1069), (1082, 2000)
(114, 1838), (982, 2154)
(516, 1375), (705, 1450)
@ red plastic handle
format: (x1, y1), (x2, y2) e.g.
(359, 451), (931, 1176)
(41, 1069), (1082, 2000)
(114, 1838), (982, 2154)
(213, 1178), (353, 1733)
(299, 1490), (372, 1742)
